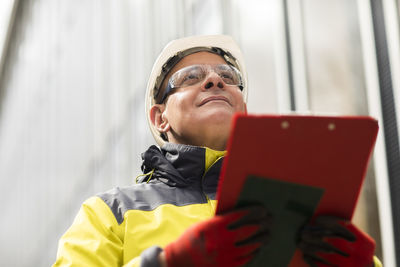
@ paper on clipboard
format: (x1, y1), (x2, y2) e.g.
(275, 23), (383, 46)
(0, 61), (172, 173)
(216, 114), (379, 267)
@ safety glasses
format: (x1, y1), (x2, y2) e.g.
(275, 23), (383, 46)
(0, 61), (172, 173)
(158, 64), (243, 103)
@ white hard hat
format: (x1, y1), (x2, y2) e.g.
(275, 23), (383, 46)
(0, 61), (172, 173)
(145, 35), (248, 146)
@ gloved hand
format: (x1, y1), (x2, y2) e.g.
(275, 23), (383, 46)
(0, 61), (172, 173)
(164, 205), (271, 267)
(298, 216), (375, 267)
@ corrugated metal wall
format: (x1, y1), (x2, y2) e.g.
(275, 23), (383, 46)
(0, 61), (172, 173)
(0, 0), (393, 266)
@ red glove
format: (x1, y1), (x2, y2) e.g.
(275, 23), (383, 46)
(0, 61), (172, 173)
(164, 206), (271, 267)
(298, 216), (375, 267)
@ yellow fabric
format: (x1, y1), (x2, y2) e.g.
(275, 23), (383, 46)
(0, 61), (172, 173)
(53, 196), (217, 267)
(204, 147), (226, 173)
(53, 148), (381, 266)
(53, 195), (382, 267)
(373, 255), (383, 267)
(53, 197), (123, 267)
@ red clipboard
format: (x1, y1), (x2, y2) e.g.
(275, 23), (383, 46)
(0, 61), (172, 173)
(216, 114), (379, 267)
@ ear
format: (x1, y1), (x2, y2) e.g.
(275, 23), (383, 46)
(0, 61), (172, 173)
(150, 104), (171, 133)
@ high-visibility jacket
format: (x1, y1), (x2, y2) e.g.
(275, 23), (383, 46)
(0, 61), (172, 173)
(53, 143), (226, 267)
(53, 143), (383, 267)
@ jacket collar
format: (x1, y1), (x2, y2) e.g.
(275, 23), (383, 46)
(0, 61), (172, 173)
(140, 143), (216, 187)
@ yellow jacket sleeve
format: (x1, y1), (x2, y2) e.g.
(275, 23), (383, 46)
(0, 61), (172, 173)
(373, 256), (383, 267)
(53, 196), (141, 267)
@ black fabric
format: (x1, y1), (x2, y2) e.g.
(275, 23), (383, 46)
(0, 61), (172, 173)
(98, 143), (223, 224)
(140, 144), (206, 187)
(203, 159), (223, 200)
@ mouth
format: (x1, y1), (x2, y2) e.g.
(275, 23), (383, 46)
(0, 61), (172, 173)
(199, 95), (231, 106)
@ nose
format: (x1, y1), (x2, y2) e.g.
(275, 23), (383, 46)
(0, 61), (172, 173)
(202, 72), (224, 90)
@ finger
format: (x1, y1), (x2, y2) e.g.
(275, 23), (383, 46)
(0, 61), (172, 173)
(232, 224), (261, 244)
(231, 243), (261, 260)
(235, 247), (262, 266)
(236, 229), (270, 246)
(235, 213), (272, 245)
(303, 254), (320, 267)
(228, 205), (270, 230)
(300, 225), (326, 242)
(303, 253), (338, 267)
(302, 216), (356, 242)
(298, 239), (349, 257)
(235, 253), (254, 267)
(315, 216), (356, 241)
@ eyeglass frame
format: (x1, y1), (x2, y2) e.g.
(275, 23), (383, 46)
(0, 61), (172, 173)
(156, 64), (244, 104)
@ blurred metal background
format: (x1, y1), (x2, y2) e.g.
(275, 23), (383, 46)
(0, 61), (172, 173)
(0, 0), (399, 266)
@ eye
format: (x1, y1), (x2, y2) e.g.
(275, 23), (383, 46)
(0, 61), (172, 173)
(216, 65), (241, 85)
(220, 72), (233, 79)
(219, 70), (236, 84)
(180, 70), (202, 86)
(183, 73), (199, 81)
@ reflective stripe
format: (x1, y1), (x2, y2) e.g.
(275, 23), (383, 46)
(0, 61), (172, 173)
(98, 183), (208, 224)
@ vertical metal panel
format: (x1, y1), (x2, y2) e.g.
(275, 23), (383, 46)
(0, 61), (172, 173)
(282, 0), (296, 111)
(300, 0), (382, 260)
(303, 0), (369, 115)
(286, 0), (309, 112)
(370, 0), (400, 265)
(357, 0), (397, 265)
(382, 0), (400, 168)
(0, 0), (19, 95)
(229, 0), (279, 114)
(274, 0), (292, 112)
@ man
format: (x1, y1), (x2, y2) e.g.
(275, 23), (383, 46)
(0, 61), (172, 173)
(53, 35), (381, 267)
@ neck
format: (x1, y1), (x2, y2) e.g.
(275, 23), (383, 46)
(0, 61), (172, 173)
(167, 130), (228, 151)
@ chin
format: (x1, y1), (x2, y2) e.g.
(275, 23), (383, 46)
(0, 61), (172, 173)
(201, 108), (235, 124)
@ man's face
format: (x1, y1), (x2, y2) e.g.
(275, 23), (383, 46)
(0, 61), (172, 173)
(151, 51), (246, 150)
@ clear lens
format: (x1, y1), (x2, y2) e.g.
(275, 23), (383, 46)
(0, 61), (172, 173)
(158, 64), (243, 103)
(168, 64), (242, 89)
